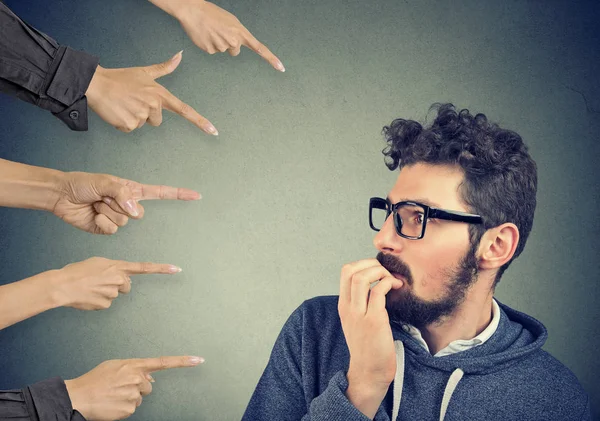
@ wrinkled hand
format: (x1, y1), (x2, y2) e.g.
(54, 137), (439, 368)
(65, 356), (204, 421)
(53, 257), (181, 310)
(169, 0), (284, 71)
(86, 51), (218, 134)
(52, 170), (200, 235)
(338, 259), (403, 418)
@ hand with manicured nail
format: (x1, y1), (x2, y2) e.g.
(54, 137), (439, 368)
(149, 0), (285, 72)
(85, 51), (219, 134)
(0, 257), (182, 330)
(55, 257), (182, 311)
(0, 158), (200, 236)
(65, 355), (204, 421)
(52, 170), (200, 235)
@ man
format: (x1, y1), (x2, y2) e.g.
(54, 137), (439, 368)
(242, 103), (592, 420)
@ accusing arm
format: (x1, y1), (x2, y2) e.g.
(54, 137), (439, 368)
(0, 3), (98, 130)
(0, 377), (85, 421)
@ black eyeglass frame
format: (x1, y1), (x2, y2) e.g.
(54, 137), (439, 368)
(369, 197), (483, 240)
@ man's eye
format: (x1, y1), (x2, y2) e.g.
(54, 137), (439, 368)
(415, 213), (424, 224)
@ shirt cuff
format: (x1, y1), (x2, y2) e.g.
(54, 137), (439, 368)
(53, 97), (89, 131)
(27, 377), (79, 421)
(41, 45), (99, 131)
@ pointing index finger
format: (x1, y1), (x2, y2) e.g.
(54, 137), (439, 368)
(134, 183), (201, 201)
(242, 29), (285, 72)
(135, 356), (205, 373)
(118, 261), (182, 275)
(159, 87), (218, 135)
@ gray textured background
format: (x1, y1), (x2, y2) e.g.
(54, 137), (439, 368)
(0, 0), (598, 419)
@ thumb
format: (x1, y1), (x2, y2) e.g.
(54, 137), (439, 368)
(95, 176), (139, 217)
(143, 50), (183, 79)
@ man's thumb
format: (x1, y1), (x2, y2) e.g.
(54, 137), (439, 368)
(144, 50), (183, 79)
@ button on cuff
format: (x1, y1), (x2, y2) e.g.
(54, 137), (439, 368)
(53, 97), (89, 131)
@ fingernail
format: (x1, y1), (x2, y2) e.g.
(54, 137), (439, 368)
(145, 374), (155, 383)
(125, 200), (139, 217)
(276, 61), (285, 72)
(189, 356), (205, 365)
(207, 125), (218, 135)
(172, 50), (183, 61)
(169, 265), (182, 273)
(102, 197), (112, 205)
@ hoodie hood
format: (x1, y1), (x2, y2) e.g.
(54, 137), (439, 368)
(390, 298), (548, 375)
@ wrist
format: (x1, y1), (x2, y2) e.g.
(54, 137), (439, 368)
(64, 378), (88, 417)
(345, 369), (390, 419)
(85, 65), (105, 110)
(45, 269), (71, 308)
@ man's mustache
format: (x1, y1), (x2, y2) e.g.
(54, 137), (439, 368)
(376, 252), (413, 285)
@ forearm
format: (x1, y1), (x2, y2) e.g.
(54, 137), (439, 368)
(0, 270), (63, 330)
(0, 158), (64, 211)
(0, 3), (99, 131)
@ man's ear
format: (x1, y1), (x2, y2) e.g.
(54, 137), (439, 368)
(478, 223), (520, 270)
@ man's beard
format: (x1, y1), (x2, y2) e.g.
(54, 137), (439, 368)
(376, 243), (479, 330)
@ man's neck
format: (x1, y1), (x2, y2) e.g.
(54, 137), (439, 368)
(419, 287), (495, 355)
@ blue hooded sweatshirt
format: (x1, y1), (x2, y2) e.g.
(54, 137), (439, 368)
(242, 296), (592, 421)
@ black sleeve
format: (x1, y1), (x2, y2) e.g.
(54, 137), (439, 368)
(0, 2), (99, 131)
(0, 377), (86, 421)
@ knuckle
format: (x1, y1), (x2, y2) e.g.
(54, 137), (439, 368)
(155, 62), (168, 74)
(118, 185), (130, 198)
(351, 275), (363, 286)
(341, 264), (353, 276)
(179, 102), (190, 116)
(149, 99), (161, 110)
(125, 120), (138, 132)
(140, 262), (151, 273)
(159, 356), (168, 370)
(121, 274), (129, 285)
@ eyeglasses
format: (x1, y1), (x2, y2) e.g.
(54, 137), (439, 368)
(369, 197), (483, 240)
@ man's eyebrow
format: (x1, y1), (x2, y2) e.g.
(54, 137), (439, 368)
(387, 196), (443, 208)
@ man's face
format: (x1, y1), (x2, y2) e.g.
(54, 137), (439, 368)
(373, 163), (480, 329)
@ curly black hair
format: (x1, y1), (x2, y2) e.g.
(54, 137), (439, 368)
(382, 103), (538, 287)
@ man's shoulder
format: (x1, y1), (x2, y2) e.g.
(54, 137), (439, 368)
(302, 295), (340, 312)
(528, 349), (587, 389)
(282, 295), (343, 340)
(291, 295), (341, 324)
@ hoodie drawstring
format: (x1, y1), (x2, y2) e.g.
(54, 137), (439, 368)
(439, 368), (464, 421)
(391, 340), (465, 421)
(391, 340), (405, 421)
